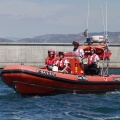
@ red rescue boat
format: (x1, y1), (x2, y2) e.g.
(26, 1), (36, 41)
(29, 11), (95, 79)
(1, 41), (120, 96)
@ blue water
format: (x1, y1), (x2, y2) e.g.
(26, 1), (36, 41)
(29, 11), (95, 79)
(0, 69), (120, 120)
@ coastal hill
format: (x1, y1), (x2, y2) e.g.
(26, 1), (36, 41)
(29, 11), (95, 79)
(0, 32), (120, 43)
(0, 38), (13, 42)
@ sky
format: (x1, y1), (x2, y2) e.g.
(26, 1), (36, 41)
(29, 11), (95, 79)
(0, 0), (119, 38)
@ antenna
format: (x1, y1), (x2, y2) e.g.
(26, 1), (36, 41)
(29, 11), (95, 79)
(101, 3), (105, 37)
(105, 0), (108, 40)
(101, 0), (110, 76)
(87, 0), (89, 38)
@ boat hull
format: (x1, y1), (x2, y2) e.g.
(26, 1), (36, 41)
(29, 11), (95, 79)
(1, 65), (120, 95)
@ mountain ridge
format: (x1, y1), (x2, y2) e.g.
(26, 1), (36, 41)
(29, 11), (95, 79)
(1, 32), (120, 43)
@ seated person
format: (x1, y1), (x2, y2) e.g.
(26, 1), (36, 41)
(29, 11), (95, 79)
(84, 48), (100, 75)
(45, 49), (56, 70)
(55, 52), (71, 73)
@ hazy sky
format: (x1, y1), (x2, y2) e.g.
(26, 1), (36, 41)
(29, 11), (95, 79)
(0, 0), (119, 38)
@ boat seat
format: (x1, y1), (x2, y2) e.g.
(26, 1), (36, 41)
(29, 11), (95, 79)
(66, 57), (84, 75)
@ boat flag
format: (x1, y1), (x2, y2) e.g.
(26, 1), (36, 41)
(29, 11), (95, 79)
(83, 29), (88, 37)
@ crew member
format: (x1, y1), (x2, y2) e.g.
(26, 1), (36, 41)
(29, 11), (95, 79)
(45, 49), (56, 70)
(72, 40), (85, 63)
(85, 48), (100, 75)
(55, 52), (71, 73)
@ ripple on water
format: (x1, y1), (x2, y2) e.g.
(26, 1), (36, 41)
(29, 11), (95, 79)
(0, 69), (120, 120)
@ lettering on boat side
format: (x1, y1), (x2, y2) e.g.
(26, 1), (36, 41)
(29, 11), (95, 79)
(36, 69), (56, 76)
(77, 76), (88, 81)
(113, 77), (120, 81)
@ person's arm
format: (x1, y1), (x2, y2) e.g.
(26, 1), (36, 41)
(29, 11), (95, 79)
(79, 49), (85, 63)
(96, 55), (100, 68)
(54, 60), (58, 66)
(97, 60), (100, 68)
(44, 58), (47, 68)
(60, 63), (68, 72)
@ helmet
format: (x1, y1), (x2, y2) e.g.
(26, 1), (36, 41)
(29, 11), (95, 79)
(58, 51), (64, 56)
(72, 41), (79, 46)
(48, 49), (55, 54)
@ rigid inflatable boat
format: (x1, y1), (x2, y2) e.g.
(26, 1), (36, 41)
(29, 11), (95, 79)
(1, 64), (120, 95)
(1, 38), (120, 96)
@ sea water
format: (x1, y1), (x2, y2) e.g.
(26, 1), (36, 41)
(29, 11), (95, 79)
(0, 69), (120, 120)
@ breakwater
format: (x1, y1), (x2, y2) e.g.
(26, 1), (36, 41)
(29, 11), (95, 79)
(0, 42), (120, 68)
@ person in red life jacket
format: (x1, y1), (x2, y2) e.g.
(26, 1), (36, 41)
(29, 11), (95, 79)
(55, 52), (71, 73)
(72, 40), (85, 64)
(45, 49), (56, 70)
(85, 48), (100, 75)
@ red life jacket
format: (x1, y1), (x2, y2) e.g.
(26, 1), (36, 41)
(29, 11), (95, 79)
(57, 58), (65, 69)
(88, 54), (96, 65)
(45, 56), (56, 65)
(57, 58), (71, 73)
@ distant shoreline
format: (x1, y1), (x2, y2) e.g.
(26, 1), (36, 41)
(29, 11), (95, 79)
(0, 32), (120, 43)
